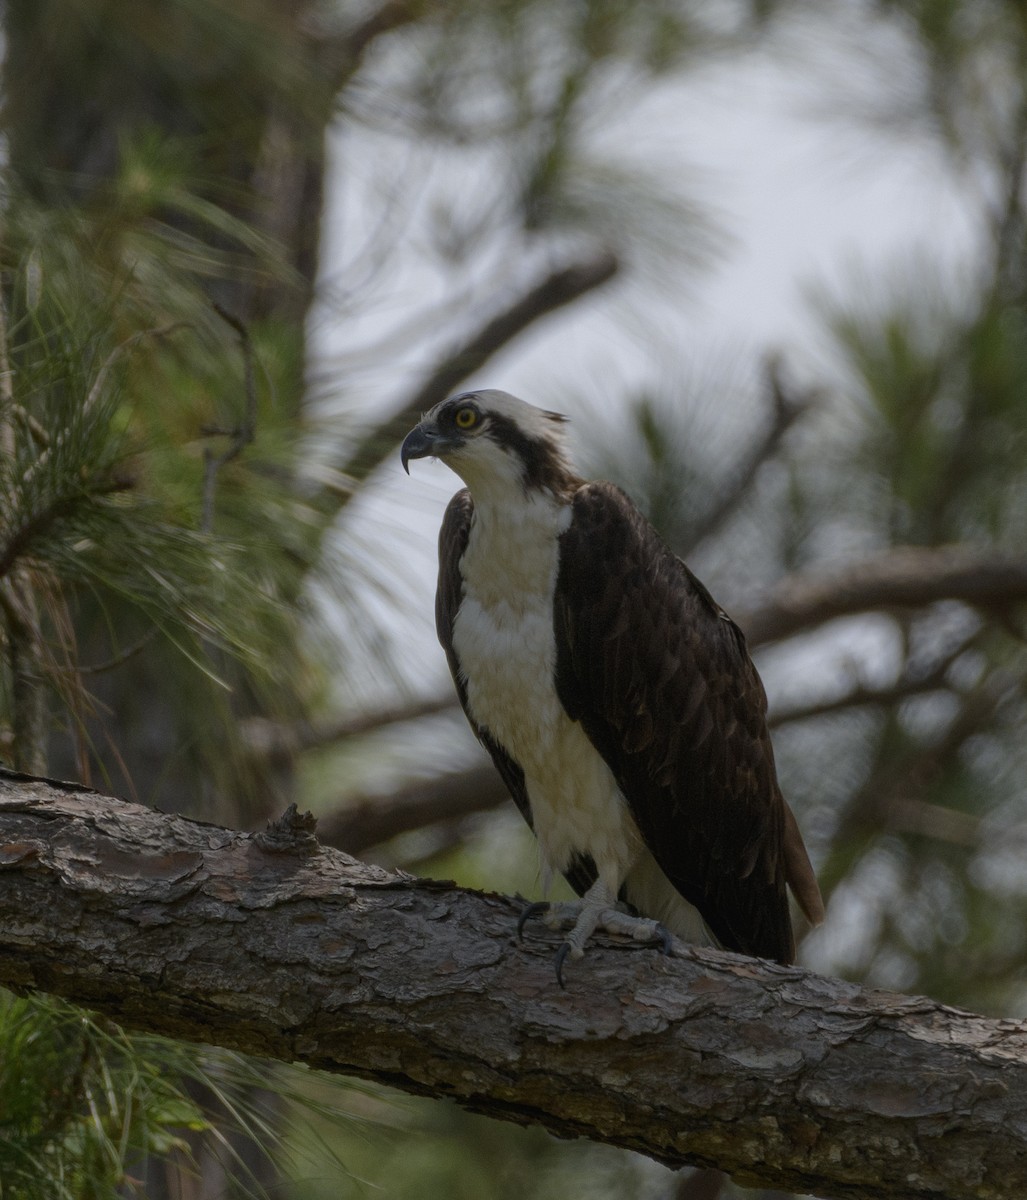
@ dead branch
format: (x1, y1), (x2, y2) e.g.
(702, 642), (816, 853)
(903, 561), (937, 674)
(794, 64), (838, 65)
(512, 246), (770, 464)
(317, 761), (507, 856)
(336, 250), (619, 491)
(740, 545), (1027, 647)
(817, 670), (1018, 894)
(0, 772), (1026, 1200)
(239, 691), (459, 765)
(766, 626), (981, 728)
(683, 357), (818, 559)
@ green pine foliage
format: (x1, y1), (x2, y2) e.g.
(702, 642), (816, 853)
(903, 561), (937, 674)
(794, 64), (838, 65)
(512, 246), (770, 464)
(0, 135), (334, 1194)
(0, 993), (209, 1199)
(4, 1), (1027, 1197)
(0, 210), (304, 787)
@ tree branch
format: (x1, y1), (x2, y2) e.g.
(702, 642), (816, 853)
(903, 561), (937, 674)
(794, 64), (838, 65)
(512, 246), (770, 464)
(201, 305), (258, 532)
(766, 626), (981, 729)
(336, 250), (619, 491)
(239, 692), (459, 765)
(740, 545), (1027, 647)
(682, 357), (817, 559)
(0, 772), (1025, 1200)
(317, 761), (507, 856)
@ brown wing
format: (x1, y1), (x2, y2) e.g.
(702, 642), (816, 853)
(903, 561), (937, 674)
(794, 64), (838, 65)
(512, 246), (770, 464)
(553, 481), (821, 963)
(435, 489), (599, 899)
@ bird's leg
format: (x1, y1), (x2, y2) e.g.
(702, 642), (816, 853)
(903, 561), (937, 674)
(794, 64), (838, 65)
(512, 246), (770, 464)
(518, 880), (673, 986)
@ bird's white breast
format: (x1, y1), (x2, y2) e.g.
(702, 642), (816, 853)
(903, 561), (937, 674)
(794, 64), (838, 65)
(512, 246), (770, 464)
(452, 494), (641, 890)
(450, 486), (710, 946)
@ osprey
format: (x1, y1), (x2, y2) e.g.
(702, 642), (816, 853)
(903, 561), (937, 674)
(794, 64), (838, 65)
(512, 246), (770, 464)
(402, 390), (823, 981)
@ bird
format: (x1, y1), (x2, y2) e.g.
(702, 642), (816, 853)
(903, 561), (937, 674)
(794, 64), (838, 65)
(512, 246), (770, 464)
(401, 389), (823, 983)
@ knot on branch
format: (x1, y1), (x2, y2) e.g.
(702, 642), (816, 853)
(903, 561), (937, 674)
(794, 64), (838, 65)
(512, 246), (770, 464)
(254, 803), (319, 855)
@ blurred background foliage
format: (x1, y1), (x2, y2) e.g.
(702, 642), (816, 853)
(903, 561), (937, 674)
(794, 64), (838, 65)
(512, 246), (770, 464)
(1, 0), (1026, 1197)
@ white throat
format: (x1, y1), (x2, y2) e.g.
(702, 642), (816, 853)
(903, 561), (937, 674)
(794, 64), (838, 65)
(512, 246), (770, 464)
(443, 440), (532, 510)
(461, 483), (571, 611)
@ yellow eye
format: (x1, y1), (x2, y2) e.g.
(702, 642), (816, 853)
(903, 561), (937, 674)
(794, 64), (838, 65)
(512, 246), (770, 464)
(454, 406), (479, 430)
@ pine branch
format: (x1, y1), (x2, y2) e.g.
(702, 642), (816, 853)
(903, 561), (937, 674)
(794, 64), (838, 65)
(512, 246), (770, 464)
(317, 761), (507, 856)
(816, 670), (1018, 895)
(336, 250), (619, 493)
(0, 476), (131, 582)
(740, 545), (1027, 647)
(239, 692), (459, 765)
(681, 357), (817, 559)
(84, 322), (191, 414)
(1, 772), (1025, 1200)
(766, 627), (981, 729)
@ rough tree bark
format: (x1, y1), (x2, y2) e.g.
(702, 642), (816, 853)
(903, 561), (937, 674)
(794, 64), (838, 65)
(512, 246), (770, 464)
(0, 769), (1024, 1200)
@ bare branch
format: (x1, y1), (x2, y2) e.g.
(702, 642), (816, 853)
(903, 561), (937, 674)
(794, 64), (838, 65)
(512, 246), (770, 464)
(2, 773), (1026, 1200)
(336, 250), (619, 492)
(239, 691), (459, 764)
(740, 545), (1027, 648)
(318, 761), (507, 856)
(767, 627), (982, 728)
(683, 357), (818, 558)
(768, 676), (953, 728)
(818, 670), (1019, 891)
(885, 797), (982, 847)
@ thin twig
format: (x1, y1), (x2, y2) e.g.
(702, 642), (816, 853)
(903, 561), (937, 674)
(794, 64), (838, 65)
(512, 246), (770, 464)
(201, 304), (258, 532)
(77, 631), (157, 676)
(335, 249), (619, 495)
(10, 405), (49, 451)
(817, 668), (1022, 895)
(239, 691), (459, 763)
(682, 356), (819, 559)
(84, 322), (191, 413)
(768, 626), (983, 728)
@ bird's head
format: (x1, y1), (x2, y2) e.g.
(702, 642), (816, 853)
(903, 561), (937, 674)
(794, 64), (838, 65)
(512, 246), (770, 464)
(400, 390), (580, 498)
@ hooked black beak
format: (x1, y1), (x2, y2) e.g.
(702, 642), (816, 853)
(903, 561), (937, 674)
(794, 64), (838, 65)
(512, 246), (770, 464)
(401, 421), (441, 474)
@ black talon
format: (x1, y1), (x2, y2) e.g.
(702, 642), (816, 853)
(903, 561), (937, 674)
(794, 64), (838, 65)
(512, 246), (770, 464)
(656, 923), (674, 956)
(554, 943), (571, 989)
(517, 900), (550, 941)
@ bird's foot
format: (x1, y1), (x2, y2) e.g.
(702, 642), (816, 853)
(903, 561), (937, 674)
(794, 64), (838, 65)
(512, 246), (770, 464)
(518, 897), (673, 987)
